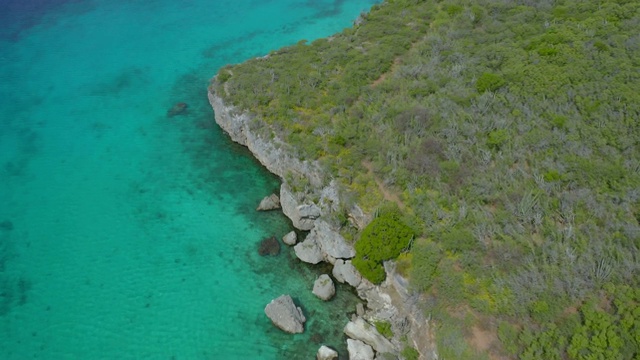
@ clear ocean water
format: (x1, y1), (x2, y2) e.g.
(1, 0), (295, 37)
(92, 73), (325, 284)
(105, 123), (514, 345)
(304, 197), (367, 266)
(0, 1), (377, 358)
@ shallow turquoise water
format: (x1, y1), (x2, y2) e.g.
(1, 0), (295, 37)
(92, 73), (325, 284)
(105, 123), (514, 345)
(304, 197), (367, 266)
(0, 1), (377, 358)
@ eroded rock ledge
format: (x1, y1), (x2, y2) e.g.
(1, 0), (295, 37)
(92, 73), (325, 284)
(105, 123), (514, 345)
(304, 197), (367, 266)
(208, 90), (323, 188)
(209, 85), (435, 359)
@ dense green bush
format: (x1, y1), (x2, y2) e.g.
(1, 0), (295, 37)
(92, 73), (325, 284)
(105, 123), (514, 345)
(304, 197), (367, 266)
(476, 72), (505, 93)
(401, 346), (420, 360)
(352, 256), (386, 284)
(410, 241), (441, 292)
(353, 208), (415, 284)
(375, 320), (394, 339)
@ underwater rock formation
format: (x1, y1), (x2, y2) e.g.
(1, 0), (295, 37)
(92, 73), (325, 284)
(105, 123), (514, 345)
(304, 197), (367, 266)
(0, 220), (13, 231)
(167, 102), (188, 117)
(258, 236), (280, 256)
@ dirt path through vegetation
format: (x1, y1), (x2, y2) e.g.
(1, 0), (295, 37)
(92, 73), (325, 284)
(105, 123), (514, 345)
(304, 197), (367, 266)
(362, 160), (406, 209)
(371, 57), (402, 87)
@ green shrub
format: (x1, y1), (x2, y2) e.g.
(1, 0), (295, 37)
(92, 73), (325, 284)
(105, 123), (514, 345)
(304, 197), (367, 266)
(593, 41), (609, 52)
(538, 46), (558, 56)
(375, 320), (394, 338)
(543, 170), (562, 182)
(410, 241), (442, 292)
(441, 228), (477, 253)
(497, 321), (520, 355)
(476, 72), (506, 93)
(353, 208), (415, 284)
(550, 115), (567, 129)
(435, 258), (465, 304)
(487, 129), (509, 150)
(216, 66), (233, 83)
(401, 346), (420, 360)
(445, 4), (464, 16)
(395, 252), (413, 277)
(352, 256), (386, 284)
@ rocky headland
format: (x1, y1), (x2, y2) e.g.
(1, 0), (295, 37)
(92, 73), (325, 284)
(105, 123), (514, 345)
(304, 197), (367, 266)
(208, 84), (436, 359)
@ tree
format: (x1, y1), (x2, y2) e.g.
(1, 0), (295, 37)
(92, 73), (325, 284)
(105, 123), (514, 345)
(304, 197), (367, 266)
(353, 208), (415, 284)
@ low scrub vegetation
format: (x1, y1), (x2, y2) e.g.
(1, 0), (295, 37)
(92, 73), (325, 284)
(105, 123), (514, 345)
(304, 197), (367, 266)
(211, 0), (640, 357)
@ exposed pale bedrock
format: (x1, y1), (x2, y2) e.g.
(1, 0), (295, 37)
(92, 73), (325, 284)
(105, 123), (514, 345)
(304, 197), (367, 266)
(332, 259), (362, 288)
(282, 231), (297, 246)
(312, 274), (335, 301)
(293, 220), (355, 264)
(264, 294), (306, 334)
(344, 317), (394, 354)
(210, 83), (421, 359)
(317, 345), (338, 360)
(294, 235), (324, 264)
(256, 193), (280, 211)
(346, 339), (374, 360)
(308, 220), (355, 260)
(208, 90), (322, 187)
(280, 183), (321, 231)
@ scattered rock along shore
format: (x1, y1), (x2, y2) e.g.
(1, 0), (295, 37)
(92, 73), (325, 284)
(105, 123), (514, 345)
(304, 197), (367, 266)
(209, 85), (436, 359)
(264, 294), (306, 334)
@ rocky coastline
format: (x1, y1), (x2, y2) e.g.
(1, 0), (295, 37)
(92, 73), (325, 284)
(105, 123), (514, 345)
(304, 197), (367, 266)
(208, 86), (437, 359)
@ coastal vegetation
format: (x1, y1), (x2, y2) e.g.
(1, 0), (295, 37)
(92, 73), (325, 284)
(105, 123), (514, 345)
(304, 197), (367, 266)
(211, 0), (640, 358)
(353, 206), (416, 283)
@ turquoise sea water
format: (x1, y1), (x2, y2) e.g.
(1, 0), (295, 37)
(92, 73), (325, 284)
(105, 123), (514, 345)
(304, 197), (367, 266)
(0, 1), (377, 358)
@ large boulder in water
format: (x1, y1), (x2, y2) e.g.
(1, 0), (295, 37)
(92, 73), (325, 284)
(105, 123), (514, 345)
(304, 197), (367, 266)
(294, 236), (324, 264)
(282, 231), (297, 246)
(312, 274), (335, 301)
(265, 295), (306, 334)
(257, 193), (280, 211)
(332, 259), (362, 288)
(317, 345), (338, 360)
(347, 339), (374, 360)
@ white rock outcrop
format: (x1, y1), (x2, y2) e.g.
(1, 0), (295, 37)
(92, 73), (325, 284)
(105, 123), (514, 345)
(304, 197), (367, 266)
(332, 259), (362, 288)
(264, 295), (306, 334)
(348, 204), (371, 230)
(344, 317), (394, 354)
(347, 339), (374, 360)
(294, 236), (324, 264)
(282, 231), (297, 246)
(257, 193), (280, 210)
(312, 274), (336, 301)
(294, 220), (356, 264)
(317, 345), (338, 360)
(308, 220), (355, 260)
(280, 183), (321, 230)
(209, 90), (322, 187)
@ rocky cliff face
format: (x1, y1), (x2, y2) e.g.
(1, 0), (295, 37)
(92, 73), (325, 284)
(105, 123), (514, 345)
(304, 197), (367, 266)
(208, 83), (435, 359)
(208, 87), (330, 233)
(208, 89), (323, 188)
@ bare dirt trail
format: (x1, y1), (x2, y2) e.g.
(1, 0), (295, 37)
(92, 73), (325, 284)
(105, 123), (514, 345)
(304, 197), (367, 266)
(362, 160), (406, 210)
